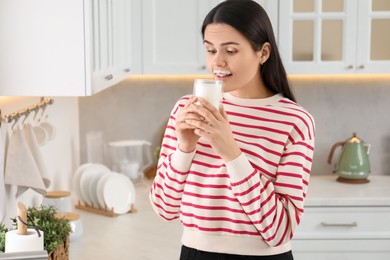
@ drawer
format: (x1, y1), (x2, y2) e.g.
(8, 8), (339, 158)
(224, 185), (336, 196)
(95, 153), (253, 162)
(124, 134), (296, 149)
(292, 239), (390, 260)
(294, 206), (390, 239)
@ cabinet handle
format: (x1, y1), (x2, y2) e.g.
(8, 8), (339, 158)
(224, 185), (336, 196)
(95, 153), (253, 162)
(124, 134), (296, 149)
(357, 65), (365, 70)
(199, 65), (207, 70)
(346, 65), (354, 70)
(124, 68), (131, 73)
(105, 74), (113, 81)
(321, 222), (357, 227)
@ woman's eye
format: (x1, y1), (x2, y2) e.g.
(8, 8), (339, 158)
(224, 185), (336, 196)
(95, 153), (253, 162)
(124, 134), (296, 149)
(207, 49), (217, 54)
(227, 49), (237, 55)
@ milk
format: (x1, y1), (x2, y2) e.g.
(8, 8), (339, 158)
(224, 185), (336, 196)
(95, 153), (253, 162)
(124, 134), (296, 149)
(193, 79), (223, 109)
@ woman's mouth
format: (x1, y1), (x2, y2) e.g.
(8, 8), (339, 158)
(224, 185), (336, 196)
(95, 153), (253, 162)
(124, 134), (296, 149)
(213, 69), (232, 80)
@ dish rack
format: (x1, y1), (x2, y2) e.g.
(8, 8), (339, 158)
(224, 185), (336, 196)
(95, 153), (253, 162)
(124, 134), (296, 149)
(75, 201), (137, 217)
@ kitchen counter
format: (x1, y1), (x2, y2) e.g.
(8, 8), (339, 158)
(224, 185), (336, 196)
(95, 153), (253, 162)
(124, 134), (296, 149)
(69, 175), (390, 259)
(293, 175), (390, 259)
(69, 181), (183, 260)
(305, 175), (390, 207)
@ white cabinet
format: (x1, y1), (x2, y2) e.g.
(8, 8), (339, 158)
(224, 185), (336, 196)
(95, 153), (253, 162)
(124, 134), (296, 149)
(279, 0), (390, 74)
(0, 0), (138, 96)
(141, 0), (220, 74)
(292, 175), (390, 259)
(141, 0), (279, 75)
(91, 0), (142, 93)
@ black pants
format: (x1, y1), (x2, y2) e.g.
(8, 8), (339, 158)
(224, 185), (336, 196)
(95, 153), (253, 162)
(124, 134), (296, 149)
(179, 245), (294, 260)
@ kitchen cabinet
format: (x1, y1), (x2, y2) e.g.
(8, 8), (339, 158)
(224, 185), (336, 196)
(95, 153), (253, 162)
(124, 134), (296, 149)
(279, 0), (390, 74)
(0, 0), (139, 96)
(292, 175), (390, 259)
(92, 0), (142, 93)
(141, 0), (278, 75)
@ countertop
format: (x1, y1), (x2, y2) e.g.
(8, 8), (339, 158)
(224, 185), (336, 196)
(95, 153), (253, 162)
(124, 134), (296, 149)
(305, 175), (390, 207)
(69, 175), (390, 259)
(69, 181), (183, 260)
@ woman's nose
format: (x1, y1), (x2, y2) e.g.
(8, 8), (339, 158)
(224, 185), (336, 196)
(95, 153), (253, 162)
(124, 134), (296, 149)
(213, 53), (226, 67)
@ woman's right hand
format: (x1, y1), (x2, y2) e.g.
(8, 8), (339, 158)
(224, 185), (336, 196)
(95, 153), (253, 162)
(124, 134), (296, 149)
(175, 96), (202, 153)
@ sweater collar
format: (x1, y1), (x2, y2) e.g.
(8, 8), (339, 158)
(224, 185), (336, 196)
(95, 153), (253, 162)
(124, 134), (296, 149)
(223, 92), (285, 106)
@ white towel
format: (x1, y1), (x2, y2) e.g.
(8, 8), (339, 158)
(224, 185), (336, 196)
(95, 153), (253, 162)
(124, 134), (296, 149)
(4, 126), (46, 197)
(0, 129), (7, 222)
(23, 123), (51, 188)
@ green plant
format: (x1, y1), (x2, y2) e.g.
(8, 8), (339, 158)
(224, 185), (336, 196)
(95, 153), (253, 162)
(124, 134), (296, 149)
(0, 223), (8, 253)
(11, 205), (71, 253)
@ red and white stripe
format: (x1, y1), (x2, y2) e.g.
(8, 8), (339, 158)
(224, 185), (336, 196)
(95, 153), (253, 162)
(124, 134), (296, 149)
(150, 93), (315, 255)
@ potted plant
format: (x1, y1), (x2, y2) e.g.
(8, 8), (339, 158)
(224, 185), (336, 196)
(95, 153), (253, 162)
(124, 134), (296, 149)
(6, 205), (72, 259)
(0, 223), (8, 253)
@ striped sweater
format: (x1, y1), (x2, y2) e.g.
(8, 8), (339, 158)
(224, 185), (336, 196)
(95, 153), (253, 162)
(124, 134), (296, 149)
(150, 93), (315, 256)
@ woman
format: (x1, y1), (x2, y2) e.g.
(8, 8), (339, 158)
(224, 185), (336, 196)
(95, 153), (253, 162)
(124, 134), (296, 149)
(150, 0), (315, 259)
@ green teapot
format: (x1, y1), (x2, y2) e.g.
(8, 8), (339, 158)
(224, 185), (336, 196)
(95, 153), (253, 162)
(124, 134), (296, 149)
(327, 133), (371, 182)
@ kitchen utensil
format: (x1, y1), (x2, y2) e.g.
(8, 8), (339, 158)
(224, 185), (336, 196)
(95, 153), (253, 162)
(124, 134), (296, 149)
(73, 163), (110, 205)
(97, 172), (135, 214)
(55, 211), (82, 242)
(193, 79), (223, 109)
(79, 164), (110, 205)
(73, 163), (93, 203)
(39, 121), (55, 141)
(108, 140), (153, 182)
(96, 171), (112, 209)
(42, 191), (72, 212)
(328, 133), (371, 183)
(88, 170), (106, 208)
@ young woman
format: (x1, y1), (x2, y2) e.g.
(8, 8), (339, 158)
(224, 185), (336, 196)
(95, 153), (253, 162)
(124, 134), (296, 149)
(150, 0), (315, 259)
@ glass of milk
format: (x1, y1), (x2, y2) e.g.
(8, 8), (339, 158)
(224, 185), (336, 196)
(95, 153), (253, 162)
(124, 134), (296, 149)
(193, 79), (223, 109)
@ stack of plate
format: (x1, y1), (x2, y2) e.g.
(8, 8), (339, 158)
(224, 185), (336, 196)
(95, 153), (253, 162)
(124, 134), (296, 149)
(73, 163), (135, 214)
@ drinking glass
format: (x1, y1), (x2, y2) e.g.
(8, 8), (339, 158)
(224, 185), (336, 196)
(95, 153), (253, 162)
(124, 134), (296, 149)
(193, 79), (223, 109)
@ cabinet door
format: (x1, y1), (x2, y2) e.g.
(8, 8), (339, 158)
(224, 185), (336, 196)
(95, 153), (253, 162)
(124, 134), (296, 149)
(142, 0), (279, 75)
(279, 0), (390, 74)
(142, 0), (221, 74)
(279, 0), (358, 74)
(356, 0), (390, 73)
(0, 0), (87, 96)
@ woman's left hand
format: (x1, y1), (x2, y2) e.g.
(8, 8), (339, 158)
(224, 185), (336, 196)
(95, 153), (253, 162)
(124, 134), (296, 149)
(185, 97), (241, 162)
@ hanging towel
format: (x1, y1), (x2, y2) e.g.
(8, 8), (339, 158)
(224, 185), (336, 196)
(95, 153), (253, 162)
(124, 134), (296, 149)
(23, 123), (51, 188)
(0, 130), (7, 222)
(4, 126), (46, 197)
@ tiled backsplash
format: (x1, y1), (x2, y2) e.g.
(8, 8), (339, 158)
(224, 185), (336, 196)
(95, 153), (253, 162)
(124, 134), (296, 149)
(79, 75), (390, 176)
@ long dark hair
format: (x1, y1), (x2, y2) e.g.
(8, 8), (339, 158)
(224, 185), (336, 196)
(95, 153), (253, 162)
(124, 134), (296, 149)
(201, 0), (296, 102)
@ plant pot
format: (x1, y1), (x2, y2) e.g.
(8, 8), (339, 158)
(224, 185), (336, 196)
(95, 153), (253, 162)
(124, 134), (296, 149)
(48, 236), (69, 260)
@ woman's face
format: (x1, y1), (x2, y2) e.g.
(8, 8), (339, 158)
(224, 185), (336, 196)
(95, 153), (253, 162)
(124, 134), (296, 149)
(203, 23), (265, 98)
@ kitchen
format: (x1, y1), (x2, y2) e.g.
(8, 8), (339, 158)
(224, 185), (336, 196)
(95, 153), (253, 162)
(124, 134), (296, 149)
(1, 0), (390, 259)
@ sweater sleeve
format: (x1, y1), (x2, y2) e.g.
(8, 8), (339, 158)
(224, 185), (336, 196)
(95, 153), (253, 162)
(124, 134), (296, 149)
(149, 97), (196, 221)
(226, 137), (315, 247)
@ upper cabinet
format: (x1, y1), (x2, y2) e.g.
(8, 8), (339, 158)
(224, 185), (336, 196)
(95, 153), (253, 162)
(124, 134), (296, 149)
(91, 0), (142, 93)
(0, 0), (139, 96)
(279, 0), (390, 74)
(141, 0), (220, 74)
(141, 0), (279, 75)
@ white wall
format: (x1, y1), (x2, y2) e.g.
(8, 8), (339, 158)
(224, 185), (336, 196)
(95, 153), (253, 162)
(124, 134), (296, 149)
(0, 97), (79, 227)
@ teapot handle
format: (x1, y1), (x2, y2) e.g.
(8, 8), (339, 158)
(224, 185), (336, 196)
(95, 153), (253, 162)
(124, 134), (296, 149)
(327, 141), (345, 165)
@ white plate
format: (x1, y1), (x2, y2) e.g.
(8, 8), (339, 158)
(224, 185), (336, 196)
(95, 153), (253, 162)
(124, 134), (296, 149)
(96, 172), (113, 209)
(88, 170), (106, 208)
(101, 172), (135, 214)
(73, 163), (94, 203)
(78, 164), (110, 205)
